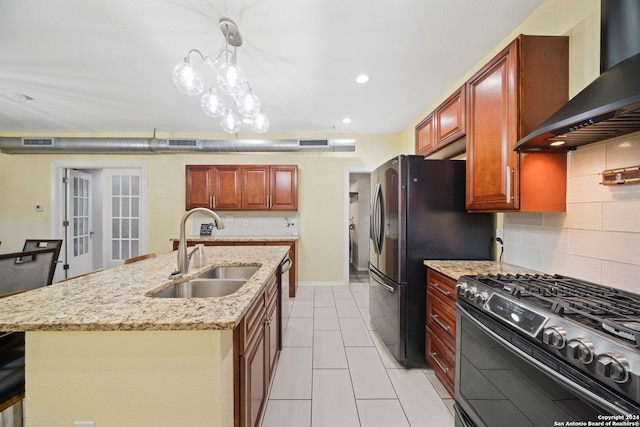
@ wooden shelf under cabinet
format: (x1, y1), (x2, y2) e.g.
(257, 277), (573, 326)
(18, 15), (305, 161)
(425, 268), (457, 397)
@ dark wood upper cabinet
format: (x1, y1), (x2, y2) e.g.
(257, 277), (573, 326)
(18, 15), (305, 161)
(416, 85), (466, 156)
(466, 35), (569, 212)
(415, 114), (435, 155)
(186, 164), (298, 211)
(434, 85), (466, 148)
(270, 165), (298, 211)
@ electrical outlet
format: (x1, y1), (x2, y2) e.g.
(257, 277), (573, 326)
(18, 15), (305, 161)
(495, 229), (504, 242)
(73, 422), (96, 427)
(225, 215), (234, 223)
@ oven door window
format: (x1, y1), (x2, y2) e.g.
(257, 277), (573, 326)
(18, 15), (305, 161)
(456, 304), (638, 427)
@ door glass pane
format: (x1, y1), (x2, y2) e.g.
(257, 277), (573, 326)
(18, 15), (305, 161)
(112, 176), (120, 196)
(112, 219), (120, 238)
(112, 197), (120, 217)
(122, 198), (130, 217)
(131, 176), (139, 196)
(131, 198), (139, 217)
(112, 240), (119, 259)
(122, 219), (129, 238)
(121, 240), (130, 260)
(131, 219), (139, 238)
(122, 176), (130, 196)
(131, 240), (139, 257)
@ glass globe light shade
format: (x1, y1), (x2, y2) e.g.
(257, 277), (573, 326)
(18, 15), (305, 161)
(252, 112), (270, 133)
(172, 62), (204, 96)
(236, 91), (261, 118)
(217, 62), (247, 96)
(201, 89), (226, 118)
(220, 109), (241, 134)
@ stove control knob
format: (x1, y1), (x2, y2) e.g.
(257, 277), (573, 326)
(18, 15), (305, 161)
(567, 339), (595, 364)
(455, 282), (467, 296)
(474, 292), (489, 305)
(542, 327), (567, 349)
(596, 354), (630, 383)
(464, 286), (477, 301)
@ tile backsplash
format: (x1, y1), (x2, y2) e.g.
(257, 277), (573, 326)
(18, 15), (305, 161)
(503, 132), (640, 293)
(191, 211), (300, 236)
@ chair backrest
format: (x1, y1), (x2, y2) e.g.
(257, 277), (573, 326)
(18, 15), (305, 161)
(0, 249), (58, 294)
(123, 253), (156, 265)
(22, 240), (62, 285)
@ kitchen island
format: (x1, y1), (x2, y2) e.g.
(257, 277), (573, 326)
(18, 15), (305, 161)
(0, 245), (290, 427)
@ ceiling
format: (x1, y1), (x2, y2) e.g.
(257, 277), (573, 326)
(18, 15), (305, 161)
(0, 0), (545, 137)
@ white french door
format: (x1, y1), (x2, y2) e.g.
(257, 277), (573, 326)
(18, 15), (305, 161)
(102, 169), (146, 269)
(65, 169), (93, 278)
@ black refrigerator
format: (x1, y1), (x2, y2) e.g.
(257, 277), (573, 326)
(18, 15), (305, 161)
(369, 155), (493, 367)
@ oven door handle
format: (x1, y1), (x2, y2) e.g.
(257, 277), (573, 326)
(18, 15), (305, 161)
(457, 303), (634, 416)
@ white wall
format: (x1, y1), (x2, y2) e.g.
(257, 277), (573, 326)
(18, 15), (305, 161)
(503, 133), (640, 292)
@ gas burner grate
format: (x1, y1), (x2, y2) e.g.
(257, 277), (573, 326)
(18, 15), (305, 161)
(472, 273), (640, 346)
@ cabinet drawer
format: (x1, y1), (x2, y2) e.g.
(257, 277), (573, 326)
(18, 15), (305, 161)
(426, 270), (456, 305)
(425, 325), (455, 397)
(426, 291), (456, 347)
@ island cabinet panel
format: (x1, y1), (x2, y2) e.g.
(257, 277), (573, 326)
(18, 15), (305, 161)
(466, 35), (568, 212)
(236, 272), (279, 427)
(425, 268), (457, 397)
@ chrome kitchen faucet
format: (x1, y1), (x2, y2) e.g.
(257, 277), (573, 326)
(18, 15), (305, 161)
(174, 208), (225, 276)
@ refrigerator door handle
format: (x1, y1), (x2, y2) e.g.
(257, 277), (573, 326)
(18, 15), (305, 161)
(371, 272), (395, 293)
(371, 183), (384, 255)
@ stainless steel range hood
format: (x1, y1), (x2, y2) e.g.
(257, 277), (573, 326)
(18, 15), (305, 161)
(515, 0), (640, 151)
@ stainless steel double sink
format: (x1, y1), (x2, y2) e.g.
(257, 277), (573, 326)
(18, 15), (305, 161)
(151, 265), (260, 298)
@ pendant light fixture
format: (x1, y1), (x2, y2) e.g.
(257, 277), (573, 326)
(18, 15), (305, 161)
(172, 18), (269, 133)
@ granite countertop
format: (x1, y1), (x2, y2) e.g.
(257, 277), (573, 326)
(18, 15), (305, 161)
(0, 245), (290, 332)
(424, 260), (541, 280)
(171, 235), (299, 242)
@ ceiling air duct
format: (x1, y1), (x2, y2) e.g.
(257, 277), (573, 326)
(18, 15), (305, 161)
(0, 137), (355, 154)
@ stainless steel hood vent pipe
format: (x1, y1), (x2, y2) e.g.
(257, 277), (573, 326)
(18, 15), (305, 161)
(0, 137), (355, 154)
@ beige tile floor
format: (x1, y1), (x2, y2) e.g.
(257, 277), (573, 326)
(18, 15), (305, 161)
(261, 276), (455, 427)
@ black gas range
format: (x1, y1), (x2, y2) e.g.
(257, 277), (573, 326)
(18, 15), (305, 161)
(454, 273), (640, 427)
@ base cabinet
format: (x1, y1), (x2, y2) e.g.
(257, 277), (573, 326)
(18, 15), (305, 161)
(236, 271), (279, 427)
(425, 268), (457, 396)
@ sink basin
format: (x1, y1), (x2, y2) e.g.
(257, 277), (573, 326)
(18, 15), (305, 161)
(198, 265), (260, 279)
(151, 279), (246, 298)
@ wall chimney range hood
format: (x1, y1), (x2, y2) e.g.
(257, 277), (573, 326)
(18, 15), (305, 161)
(515, 0), (640, 151)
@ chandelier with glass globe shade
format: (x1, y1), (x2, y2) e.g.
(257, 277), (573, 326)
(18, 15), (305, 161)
(172, 17), (269, 134)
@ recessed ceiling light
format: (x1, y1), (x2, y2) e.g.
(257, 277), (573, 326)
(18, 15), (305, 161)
(342, 117), (352, 124)
(355, 74), (370, 84)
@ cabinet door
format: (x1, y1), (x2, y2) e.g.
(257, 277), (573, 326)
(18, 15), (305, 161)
(214, 165), (242, 210)
(270, 165), (298, 210)
(466, 40), (519, 211)
(239, 328), (266, 427)
(415, 114), (435, 155)
(435, 85), (466, 148)
(242, 166), (270, 210)
(185, 165), (215, 210)
(266, 282), (279, 378)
